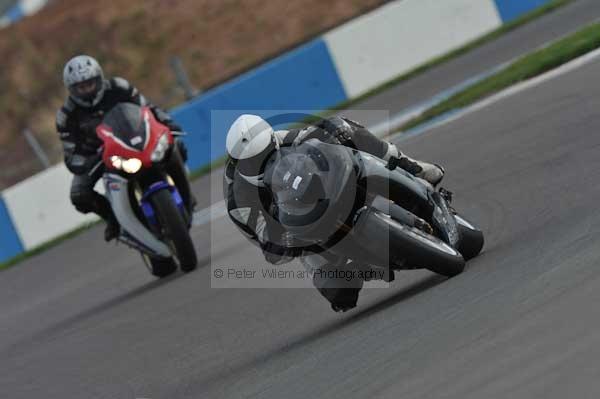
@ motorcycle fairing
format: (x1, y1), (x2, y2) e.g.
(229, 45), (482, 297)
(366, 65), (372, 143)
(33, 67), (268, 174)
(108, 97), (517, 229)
(96, 104), (174, 169)
(359, 151), (459, 246)
(104, 173), (171, 257)
(429, 191), (459, 246)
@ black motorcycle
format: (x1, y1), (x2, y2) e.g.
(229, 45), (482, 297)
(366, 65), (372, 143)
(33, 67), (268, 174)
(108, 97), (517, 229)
(263, 139), (484, 276)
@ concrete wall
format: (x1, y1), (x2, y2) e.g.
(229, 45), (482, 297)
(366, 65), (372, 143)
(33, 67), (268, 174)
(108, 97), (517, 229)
(493, 0), (552, 23)
(171, 38), (347, 171)
(323, 0), (503, 98)
(0, 195), (23, 261)
(0, 0), (552, 262)
(2, 164), (98, 251)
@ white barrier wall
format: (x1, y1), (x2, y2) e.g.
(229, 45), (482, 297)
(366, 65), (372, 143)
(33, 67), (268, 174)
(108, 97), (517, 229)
(19, 0), (47, 14)
(2, 163), (99, 250)
(324, 0), (503, 98)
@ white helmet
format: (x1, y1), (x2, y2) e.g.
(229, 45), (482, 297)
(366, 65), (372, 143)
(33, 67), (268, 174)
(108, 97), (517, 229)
(226, 114), (279, 179)
(63, 55), (106, 107)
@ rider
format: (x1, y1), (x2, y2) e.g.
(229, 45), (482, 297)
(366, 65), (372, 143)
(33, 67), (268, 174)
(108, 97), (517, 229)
(224, 114), (444, 311)
(56, 55), (193, 241)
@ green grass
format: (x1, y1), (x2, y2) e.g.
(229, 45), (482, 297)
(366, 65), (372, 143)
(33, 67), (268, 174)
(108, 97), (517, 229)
(399, 21), (600, 131)
(0, 0), (575, 271)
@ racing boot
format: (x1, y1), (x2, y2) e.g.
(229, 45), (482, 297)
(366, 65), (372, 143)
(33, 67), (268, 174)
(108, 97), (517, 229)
(389, 153), (445, 186)
(95, 196), (120, 242)
(104, 219), (120, 242)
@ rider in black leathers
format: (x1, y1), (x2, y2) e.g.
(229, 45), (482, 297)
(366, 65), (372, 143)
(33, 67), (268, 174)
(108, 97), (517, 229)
(224, 114), (444, 311)
(56, 55), (193, 241)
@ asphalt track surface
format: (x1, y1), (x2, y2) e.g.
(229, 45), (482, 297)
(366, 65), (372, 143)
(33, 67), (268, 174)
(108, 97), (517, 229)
(3, 1), (600, 398)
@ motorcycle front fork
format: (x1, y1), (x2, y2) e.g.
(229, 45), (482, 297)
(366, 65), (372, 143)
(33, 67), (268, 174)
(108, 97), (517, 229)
(164, 145), (195, 214)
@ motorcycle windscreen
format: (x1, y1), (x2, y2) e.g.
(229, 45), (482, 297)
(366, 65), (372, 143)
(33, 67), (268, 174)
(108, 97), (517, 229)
(264, 139), (358, 244)
(102, 103), (149, 151)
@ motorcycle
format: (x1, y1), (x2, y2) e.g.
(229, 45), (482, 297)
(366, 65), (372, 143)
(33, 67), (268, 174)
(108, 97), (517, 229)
(95, 102), (197, 277)
(264, 139), (484, 277)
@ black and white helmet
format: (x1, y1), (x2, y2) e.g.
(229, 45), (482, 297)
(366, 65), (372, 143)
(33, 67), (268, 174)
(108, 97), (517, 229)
(63, 55), (106, 107)
(226, 114), (279, 181)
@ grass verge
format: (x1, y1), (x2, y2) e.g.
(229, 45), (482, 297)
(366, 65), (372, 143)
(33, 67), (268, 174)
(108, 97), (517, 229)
(399, 21), (600, 131)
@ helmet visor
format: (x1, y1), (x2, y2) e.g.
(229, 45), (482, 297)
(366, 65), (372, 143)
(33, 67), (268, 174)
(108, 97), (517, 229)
(70, 77), (102, 101)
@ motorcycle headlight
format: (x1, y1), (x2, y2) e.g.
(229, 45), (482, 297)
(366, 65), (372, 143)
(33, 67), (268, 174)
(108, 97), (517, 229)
(151, 134), (170, 162)
(110, 155), (123, 170)
(110, 156), (142, 174)
(122, 158), (142, 174)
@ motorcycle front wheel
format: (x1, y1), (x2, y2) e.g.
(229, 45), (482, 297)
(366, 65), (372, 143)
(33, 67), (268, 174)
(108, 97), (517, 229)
(151, 188), (197, 272)
(354, 209), (466, 277)
(455, 214), (484, 261)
